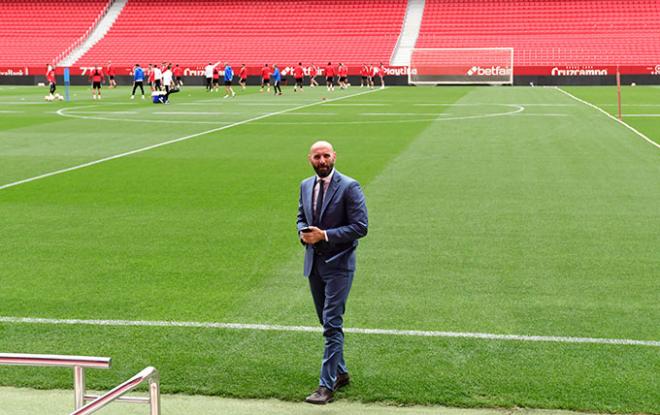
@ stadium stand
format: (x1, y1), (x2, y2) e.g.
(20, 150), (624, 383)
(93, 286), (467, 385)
(415, 0), (660, 67)
(0, 0), (109, 66)
(75, 0), (407, 67)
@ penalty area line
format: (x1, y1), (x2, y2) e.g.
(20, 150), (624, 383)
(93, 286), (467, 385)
(0, 316), (658, 348)
(555, 87), (660, 149)
(0, 88), (382, 191)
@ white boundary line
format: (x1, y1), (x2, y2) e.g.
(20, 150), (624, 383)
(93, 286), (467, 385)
(251, 105), (525, 125)
(0, 88), (381, 191)
(0, 316), (657, 347)
(556, 87), (660, 149)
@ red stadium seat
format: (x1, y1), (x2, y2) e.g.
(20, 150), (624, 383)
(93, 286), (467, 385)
(0, 0), (109, 66)
(75, 0), (407, 67)
(415, 0), (660, 66)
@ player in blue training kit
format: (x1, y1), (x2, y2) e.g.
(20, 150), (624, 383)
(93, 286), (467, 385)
(131, 64), (145, 100)
(224, 63), (236, 98)
(272, 64), (282, 95)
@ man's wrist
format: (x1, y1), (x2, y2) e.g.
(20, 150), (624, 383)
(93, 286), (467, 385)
(323, 230), (328, 242)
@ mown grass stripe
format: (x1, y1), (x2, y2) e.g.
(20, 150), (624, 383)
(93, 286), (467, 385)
(0, 88), (382, 191)
(556, 87), (660, 148)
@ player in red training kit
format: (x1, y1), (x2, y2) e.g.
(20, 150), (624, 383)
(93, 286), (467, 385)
(147, 64), (155, 91)
(173, 64), (184, 87)
(360, 64), (369, 88)
(293, 62), (304, 92)
(308, 63), (319, 87)
(106, 61), (117, 88)
(337, 63), (348, 89)
(239, 64), (247, 90)
(260, 64), (271, 93)
(325, 62), (335, 91)
(89, 66), (104, 100)
(46, 64), (57, 99)
(212, 66), (220, 91)
(378, 62), (386, 89)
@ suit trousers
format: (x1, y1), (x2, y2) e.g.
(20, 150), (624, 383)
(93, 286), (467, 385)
(308, 258), (354, 391)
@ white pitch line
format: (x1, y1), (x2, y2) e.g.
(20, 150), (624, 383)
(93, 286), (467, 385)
(253, 105), (525, 125)
(0, 102), (48, 105)
(67, 111), (138, 115)
(414, 103), (576, 108)
(0, 316), (657, 347)
(596, 103), (660, 107)
(153, 111), (244, 115)
(361, 112), (444, 116)
(322, 103), (387, 106)
(556, 87), (660, 149)
(236, 102), (305, 106)
(0, 88), (381, 191)
(279, 112), (337, 116)
(513, 113), (569, 117)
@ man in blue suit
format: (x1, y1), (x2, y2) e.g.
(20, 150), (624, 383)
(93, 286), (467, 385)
(297, 140), (368, 404)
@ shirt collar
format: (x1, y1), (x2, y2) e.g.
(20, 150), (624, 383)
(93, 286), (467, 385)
(316, 168), (335, 184)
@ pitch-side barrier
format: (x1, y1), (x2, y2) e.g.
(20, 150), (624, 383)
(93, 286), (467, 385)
(0, 353), (160, 415)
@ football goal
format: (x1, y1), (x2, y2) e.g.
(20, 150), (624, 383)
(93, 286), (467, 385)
(408, 48), (514, 85)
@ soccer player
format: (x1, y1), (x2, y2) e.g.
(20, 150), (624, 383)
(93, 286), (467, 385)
(367, 64), (374, 88)
(378, 62), (386, 89)
(106, 61), (117, 88)
(46, 64), (57, 99)
(309, 63), (319, 87)
(152, 64), (162, 91)
(162, 64), (174, 94)
(89, 65), (104, 100)
(360, 63), (369, 87)
(239, 64), (247, 90)
(260, 64), (271, 93)
(152, 86), (179, 104)
(147, 64), (155, 91)
(223, 63), (235, 98)
(212, 66), (220, 91)
(337, 63), (348, 89)
(293, 62), (304, 92)
(131, 63), (145, 100)
(325, 62), (335, 91)
(204, 62), (214, 91)
(173, 64), (184, 87)
(272, 64), (282, 95)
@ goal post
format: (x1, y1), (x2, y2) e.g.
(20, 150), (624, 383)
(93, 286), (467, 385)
(408, 48), (514, 85)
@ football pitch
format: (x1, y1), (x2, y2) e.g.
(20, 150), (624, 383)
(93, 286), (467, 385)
(0, 84), (658, 414)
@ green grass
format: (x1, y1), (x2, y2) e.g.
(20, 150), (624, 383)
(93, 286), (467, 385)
(0, 85), (658, 413)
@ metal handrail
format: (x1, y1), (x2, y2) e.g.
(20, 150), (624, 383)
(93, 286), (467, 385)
(70, 366), (160, 415)
(0, 353), (111, 369)
(0, 353), (111, 409)
(0, 353), (160, 414)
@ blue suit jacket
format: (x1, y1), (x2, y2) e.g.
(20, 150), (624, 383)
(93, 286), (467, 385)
(297, 170), (368, 277)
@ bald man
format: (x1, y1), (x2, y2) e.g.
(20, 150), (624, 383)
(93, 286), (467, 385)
(297, 141), (369, 404)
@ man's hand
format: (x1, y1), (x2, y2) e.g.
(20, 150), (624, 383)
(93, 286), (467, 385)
(300, 226), (326, 244)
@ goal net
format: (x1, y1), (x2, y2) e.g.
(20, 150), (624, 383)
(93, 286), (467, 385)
(408, 48), (514, 85)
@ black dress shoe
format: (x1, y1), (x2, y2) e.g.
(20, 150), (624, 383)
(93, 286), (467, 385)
(334, 372), (350, 390)
(305, 386), (334, 404)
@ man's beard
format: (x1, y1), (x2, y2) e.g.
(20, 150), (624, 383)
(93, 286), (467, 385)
(314, 162), (334, 178)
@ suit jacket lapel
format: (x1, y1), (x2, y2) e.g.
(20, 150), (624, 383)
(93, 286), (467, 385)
(320, 171), (340, 220)
(303, 178), (314, 224)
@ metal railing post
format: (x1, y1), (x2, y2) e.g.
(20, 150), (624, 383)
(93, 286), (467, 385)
(73, 365), (86, 410)
(149, 375), (161, 415)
